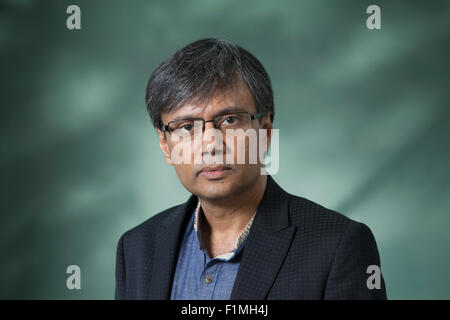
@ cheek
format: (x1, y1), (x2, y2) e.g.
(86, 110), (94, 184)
(225, 135), (259, 165)
(168, 139), (198, 164)
(173, 163), (198, 190)
(173, 163), (193, 179)
(224, 136), (249, 164)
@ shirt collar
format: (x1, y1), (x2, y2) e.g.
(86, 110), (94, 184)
(193, 199), (257, 251)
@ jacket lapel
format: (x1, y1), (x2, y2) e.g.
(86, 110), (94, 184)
(146, 194), (197, 299)
(146, 175), (295, 300)
(230, 175), (296, 299)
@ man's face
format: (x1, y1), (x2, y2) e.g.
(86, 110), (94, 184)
(157, 83), (272, 201)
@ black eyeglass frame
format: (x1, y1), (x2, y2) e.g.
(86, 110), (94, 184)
(162, 111), (262, 138)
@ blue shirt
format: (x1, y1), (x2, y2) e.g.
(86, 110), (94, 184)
(170, 200), (256, 300)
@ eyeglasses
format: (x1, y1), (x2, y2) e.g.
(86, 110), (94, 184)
(162, 112), (262, 139)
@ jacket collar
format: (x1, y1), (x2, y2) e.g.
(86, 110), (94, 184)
(147, 175), (296, 299)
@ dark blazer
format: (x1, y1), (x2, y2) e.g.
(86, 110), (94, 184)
(115, 175), (387, 299)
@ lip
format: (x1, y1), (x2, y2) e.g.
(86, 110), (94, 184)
(198, 166), (232, 179)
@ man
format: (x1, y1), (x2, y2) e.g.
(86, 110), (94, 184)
(115, 38), (387, 300)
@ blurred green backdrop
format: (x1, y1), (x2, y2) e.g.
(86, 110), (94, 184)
(1, 0), (449, 299)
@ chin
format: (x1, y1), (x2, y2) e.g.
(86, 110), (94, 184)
(196, 182), (236, 201)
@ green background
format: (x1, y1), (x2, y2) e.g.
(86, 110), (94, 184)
(1, 0), (449, 299)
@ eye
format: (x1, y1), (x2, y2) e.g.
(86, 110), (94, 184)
(181, 124), (194, 131)
(223, 116), (239, 125)
(169, 120), (195, 133)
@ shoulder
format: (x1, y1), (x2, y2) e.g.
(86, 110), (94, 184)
(118, 202), (184, 248)
(287, 192), (350, 225)
(285, 191), (370, 244)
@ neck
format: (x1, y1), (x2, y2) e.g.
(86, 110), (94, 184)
(198, 175), (267, 237)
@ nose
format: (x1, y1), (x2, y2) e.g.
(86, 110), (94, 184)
(203, 119), (217, 132)
(201, 122), (223, 159)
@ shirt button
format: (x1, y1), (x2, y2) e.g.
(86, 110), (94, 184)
(204, 275), (213, 284)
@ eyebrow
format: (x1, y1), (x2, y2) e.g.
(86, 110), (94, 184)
(168, 105), (250, 123)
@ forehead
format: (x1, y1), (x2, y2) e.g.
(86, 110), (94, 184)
(161, 83), (257, 123)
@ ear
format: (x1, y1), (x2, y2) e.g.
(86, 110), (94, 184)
(259, 113), (273, 151)
(156, 129), (174, 166)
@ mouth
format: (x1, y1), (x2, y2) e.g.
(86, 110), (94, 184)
(198, 166), (232, 179)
